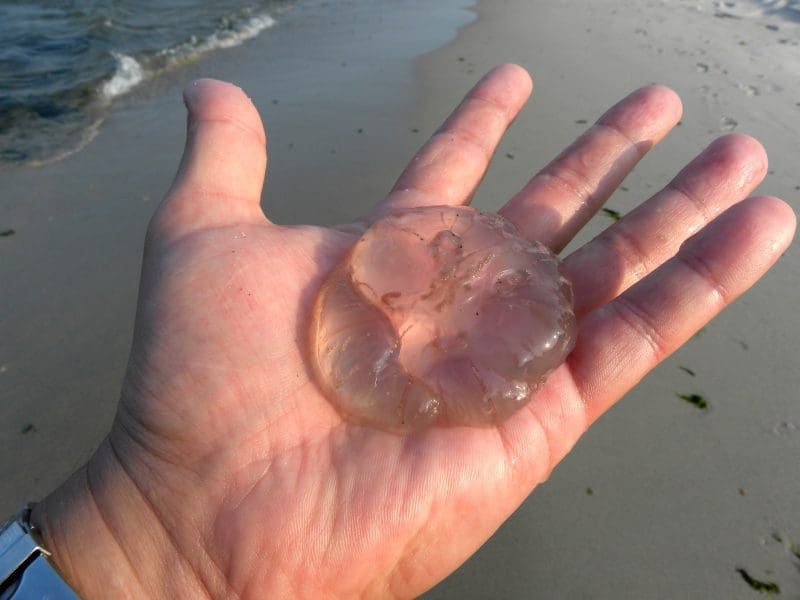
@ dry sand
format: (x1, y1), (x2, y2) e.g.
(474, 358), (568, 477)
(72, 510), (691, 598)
(1, 0), (798, 597)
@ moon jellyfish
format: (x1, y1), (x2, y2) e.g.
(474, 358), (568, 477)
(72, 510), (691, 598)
(309, 206), (577, 432)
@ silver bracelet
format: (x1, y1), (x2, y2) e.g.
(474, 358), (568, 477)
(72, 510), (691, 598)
(0, 504), (79, 599)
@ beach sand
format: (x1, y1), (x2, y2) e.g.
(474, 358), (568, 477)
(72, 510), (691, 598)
(418, 2), (800, 598)
(1, 0), (798, 597)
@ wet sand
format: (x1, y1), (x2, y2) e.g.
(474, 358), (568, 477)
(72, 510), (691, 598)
(1, 0), (798, 597)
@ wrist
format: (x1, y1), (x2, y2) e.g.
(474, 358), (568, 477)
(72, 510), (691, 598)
(30, 438), (208, 599)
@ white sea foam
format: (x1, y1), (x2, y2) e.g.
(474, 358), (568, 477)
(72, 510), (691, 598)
(99, 12), (276, 102)
(101, 53), (144, 99)
(200, 13), (276, 51)
(159, 12), (276, 60)
(714, 0), (800, 20)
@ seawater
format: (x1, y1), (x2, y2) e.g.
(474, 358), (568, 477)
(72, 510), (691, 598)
(716, 0), (800, 20)
(0, 0), (287, 165)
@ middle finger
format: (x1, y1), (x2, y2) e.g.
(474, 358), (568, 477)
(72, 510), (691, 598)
(499, 85), (682, 251)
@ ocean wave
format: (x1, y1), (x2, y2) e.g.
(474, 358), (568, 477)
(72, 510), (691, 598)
(714, 0), (800, 21)
(187, 13), (276, 53)
(100, 12), (276, 101)
(1, 2), (281, 166)
(102, 53), (145, 100)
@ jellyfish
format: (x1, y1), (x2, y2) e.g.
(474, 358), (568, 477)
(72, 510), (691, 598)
(310, 206), (577, 432)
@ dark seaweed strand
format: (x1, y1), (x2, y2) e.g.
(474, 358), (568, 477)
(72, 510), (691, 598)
(601, 208), (622, 221)
(677, 393), (708, 409)
(735, 568), (780, 594)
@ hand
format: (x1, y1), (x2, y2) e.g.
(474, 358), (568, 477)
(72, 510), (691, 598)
(32, 65), (795, 599)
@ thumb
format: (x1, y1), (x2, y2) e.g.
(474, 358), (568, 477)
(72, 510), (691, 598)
(150, 79), (269, 243)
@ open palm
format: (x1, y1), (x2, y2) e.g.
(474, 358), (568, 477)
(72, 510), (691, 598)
(37, 66), (794, 599)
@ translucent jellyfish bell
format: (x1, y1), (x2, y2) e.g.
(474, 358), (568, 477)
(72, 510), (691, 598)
(310, 206), (577, 432)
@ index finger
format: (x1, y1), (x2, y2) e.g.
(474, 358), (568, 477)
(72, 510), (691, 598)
(369, 64), (532, 218)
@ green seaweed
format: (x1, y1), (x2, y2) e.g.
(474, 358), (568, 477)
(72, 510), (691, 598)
(20, 423), (35, 434)
(677, 393), (708, 410)
(679, 366), (696, 377)
(735, 568), (780, 594)
(601, 208), (621, 221)
(586, 487), (593, 495)
(0, 229), (15, 237)
(574, 118), (588, 124)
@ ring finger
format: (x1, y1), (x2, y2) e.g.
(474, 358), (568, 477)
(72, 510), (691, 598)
(564, 133), (768, 318)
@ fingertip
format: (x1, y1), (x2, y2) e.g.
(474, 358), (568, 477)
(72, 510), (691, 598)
(644, 84), (683, 121)
(671, 134), (769, 208)
(182, 78), (266, 145)
(471, 63), (533, 113)
(494, 62), (534, 94)
(599, 84), (683, 139)
(697, 134), (769, 195)
(744, 195), (797, 248)
(182, 78), (218, 108)
(683, 195), (796, 277)
(715, 133), (768, 175)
